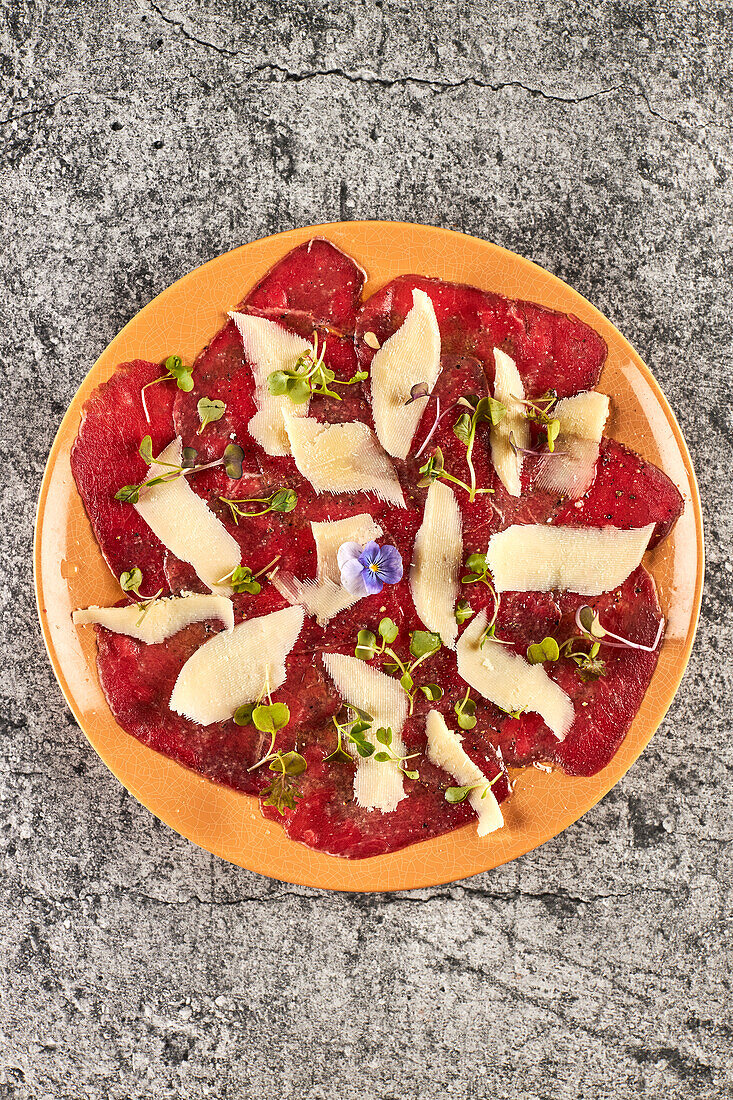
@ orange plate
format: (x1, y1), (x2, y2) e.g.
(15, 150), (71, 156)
(34, 222), (704, 891)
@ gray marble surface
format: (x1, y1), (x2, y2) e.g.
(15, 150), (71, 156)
(1, 1), (731, 1097)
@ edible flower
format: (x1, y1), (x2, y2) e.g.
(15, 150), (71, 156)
(338, 540), (403, 597)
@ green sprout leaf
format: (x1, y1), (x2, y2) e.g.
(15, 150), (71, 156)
(419, 683), (443, 702)
(234, 702), (255, 727)
(273, 750), (307, 777)
(252, 701), (290, 734)
(455, 599), (474, 625)
(400, 670), (414, 692)
(546, 417), (561, 452)
(229, 565), (262, 595)
(445, 783), (478, 804)
(378, 617), (399, 644)
(269, 488), (297, 513)
(454, 688), (477, 730)
(119, 567), (143, 595)
(375, 727), (393, 747)
(138, 435), (154, 464)
(114, 484), (140, 504)
(222, 442), (244, 480)
(409, 631), (442, 660)
(355, 629), (378, 661)
(197, 397), (226, 434)
(526, 636), (561, 665)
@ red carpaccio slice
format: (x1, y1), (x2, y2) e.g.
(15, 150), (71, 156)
(355, 274), (608, 398)
(241, 237), (366, 333)
(72, 245), (684, 859)
(70, 359), (178, 592)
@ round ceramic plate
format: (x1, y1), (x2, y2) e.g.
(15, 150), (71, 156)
(35, 222), (703, 891)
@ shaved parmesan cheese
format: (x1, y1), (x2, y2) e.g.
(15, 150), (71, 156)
(229, 311), (311, 456)
(457, 613), (574, 740)
(269, 514), (383, 626)
(555, 391), (610, 441)
(134, 439), (240, 592)
(535, 391), (610, 499)
(269, 573), (357, 626)
(322, 653), (408, 813)
(73, 593), (234, 645)
(490, 348), (528, 496)
(410, 480), (462, 648)
(370, 288), (442, 459)
(284, 416), (405, 507)
(311, 514), (383, 585)
(425, 711), (503, 835)
(170, 605), (304, 726)
(535, 437), (603, 500)
(486, 523), (655, 596)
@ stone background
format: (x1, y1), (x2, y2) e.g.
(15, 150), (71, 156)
(1, 1), (731, 1097)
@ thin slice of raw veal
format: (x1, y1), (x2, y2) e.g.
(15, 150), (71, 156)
(322, 652), (408, 813)
(73, 593), (234, 645)
(169, 605), (304, 726)
(456, 612), (574, 740)
(229, 311), (311, 456)
(410, 480), (462, 648)
(134, 438), (240, 592)
(369, 287), (442, 460)
(425, 710), (503, 835)
(486, 523), (655, 595)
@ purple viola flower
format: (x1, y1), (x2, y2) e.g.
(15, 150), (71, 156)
(337, 540), (404, 597)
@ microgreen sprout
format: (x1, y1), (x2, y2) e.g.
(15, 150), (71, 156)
(452, 393), (507, 501)
(455, 598), (475, 625)
(268, 333), (367, 404)
(119, 566), (163, 626)
(514, 390), (561, 452)
(354, 618), (442, 715)
(197, 397), (226, 434)
(219, 488), (297, 522)
(141, 355), (194, 423)
(260, 750), (307, 815)
(445, 771), (502, 803)
(525, 628), (606, 682)
(115, 438), (245, 503)
(454, 687), (477, 730)
(217, 556), (281, 593)
(461, 553), (503, 647)
(575, 605), (664, 653)
(241, 674), (293, 773)
(325, 709), (419, 778)
(417, 447), (494, 501)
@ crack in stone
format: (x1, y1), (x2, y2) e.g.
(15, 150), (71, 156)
(142, 3), (617, 104)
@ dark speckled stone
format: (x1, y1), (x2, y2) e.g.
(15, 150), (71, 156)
(1, 2), (730, 1097)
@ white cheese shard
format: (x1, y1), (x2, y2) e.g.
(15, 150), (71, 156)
(229, 311), (311, 456)
(490, 348), (529, 497)
(535, 391), (610, 499)
(73, 593), (234, 645)
(369, 288), (442, 459)
(486, 523), (655, 596)
(284, 416), (406, 507)
(456, 612), (574, 741)
(134, 438), (240, 592)
(425, 710), (503, 835)
(169, 605), (304, 726)
(310, 514), (384, 585)
(268, 513), (383, 626)
(321, 652), (408, 813)
(410, 480), (462, 649)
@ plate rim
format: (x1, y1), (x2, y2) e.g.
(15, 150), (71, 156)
(34, 220), (705, 891)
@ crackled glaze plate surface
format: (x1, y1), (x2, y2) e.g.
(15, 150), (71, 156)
(34, 222), (703, 891)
